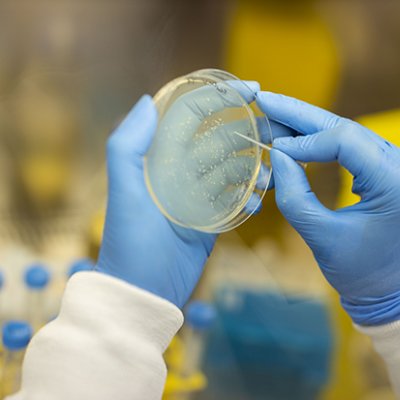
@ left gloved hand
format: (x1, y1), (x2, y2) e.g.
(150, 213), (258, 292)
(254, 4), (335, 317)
(96, 80), (266, 308)
(96, 95), (216, 308)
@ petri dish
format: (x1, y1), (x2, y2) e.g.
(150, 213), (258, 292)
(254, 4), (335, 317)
(144, 68), (272, 233)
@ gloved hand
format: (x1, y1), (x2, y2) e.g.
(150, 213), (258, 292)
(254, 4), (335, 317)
(257, 92), (400, 326)
(96, 95), (217, 308)
(95, 80), (268, 308)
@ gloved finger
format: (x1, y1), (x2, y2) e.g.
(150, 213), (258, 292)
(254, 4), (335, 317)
(257, 117), (273, 144)
(256, 163), (273, 191)
(256, 91), (346, 135)
(107, 95), (158, 185)
(257, 92), (386, 147)
(202, 156), (255, 197)
(268, 173), (275, 190)
(269, 120), (297, 140)
(226, 80), (260, 103)
(260, 118), (297, 146)
(271, 148), (331, 235)
(244, 193), (262, 215)
(272, 124), (382, 179)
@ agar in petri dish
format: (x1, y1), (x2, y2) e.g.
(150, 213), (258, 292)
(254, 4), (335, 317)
(144, 69), (272, 233)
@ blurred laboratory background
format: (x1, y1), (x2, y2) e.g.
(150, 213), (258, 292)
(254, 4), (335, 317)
(0, 0), (399, 398)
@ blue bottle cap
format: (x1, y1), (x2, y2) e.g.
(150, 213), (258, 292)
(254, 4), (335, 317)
(185, 301), (217, 331)
(68, 258), (94, 278)
(0, 270), (4, 290)
(24, 264), (50, 290)
(2, 321), (32, 351)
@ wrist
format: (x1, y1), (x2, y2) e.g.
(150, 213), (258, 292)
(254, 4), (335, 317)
(341, 292), (400, 326)
(94, 263), (180, 308)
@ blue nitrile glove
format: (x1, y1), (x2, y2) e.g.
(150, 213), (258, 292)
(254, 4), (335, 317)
(95, 95), (216, 308)
(256, 91), (400, 326)
(96, 84), (267, 308)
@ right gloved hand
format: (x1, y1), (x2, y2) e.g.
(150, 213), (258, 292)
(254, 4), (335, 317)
(257, 92), (400, 326)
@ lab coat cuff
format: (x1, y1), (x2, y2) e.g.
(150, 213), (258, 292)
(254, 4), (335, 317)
(62, 271), (184, 353)
(355, 320), (400, 357)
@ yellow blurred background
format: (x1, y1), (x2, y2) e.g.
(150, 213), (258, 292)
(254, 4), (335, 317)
(0, 0), (399, 399)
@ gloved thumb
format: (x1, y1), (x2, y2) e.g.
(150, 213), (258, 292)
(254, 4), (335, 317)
(106, 95), (158, 193)
(271, 148), (330, 239)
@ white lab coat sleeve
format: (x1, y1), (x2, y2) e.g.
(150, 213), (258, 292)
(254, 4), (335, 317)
(357, 320), (400, 396)
(7, 271), (183, 400)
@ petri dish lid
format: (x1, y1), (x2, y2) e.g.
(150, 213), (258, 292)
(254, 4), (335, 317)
(144, 68), (272, 233)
